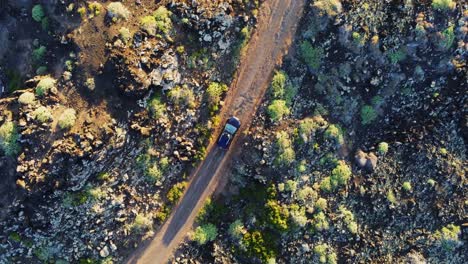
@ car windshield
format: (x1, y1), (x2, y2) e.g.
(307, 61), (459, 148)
(225, 123), (238, 134)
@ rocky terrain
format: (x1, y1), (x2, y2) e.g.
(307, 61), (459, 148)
(170, 0), (467, 264)
(0, 0), (260, 263)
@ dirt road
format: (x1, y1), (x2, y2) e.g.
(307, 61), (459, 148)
(126, 0), (306, 263)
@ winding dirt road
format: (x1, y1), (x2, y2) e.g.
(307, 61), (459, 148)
(126, 0), (306, 263)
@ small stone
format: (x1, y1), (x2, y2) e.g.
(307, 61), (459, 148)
(110, 241), (117, 251)
(354, 150), (367, 168)
(365, 152), (378, 172)
(203, 34), (212, 42)
(99, 246), (109, 258)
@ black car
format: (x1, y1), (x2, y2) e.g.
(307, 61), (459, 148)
(217, 117), (241, 149)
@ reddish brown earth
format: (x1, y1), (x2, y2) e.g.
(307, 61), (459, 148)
(125, 0), (307, 263)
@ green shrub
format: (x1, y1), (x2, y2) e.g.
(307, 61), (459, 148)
(0, 121), (20, 156)
(320, 177), (333, 192)
(6, 70), (22, 92)
(267, 100), (290, 122)
(32, 46), (47, 63)
(300, 41), (324, 70)
(140, 7), (172, 36)
(402, 181), (412, 192)
(324, 124), (344, 145)
(433, 224), (462, 251)
(77, 7), (87, 19)
(289, 204), (307, 227)
(438, 25), (455, 50)
(119, 27), (132, 44)
(33, 106), (53, 123)
(387, 189), (397, 204)
(339, 206), (358, 234)
(274, 131), (295, 166)
(192, 223), (218, 245)
(97, 172), (111, 181)
(265, 200), (289, 231)
(299, 116), (326, 143)
(35, 76), (56, 96)
(167, 182), (187, 204)
(155, 205), (170, 223)
(242, 231), (276, 263)
(32, 4), (45, 22)
(315, 197), (328, 211)
(387, 48), (407, 64)
(432, 0), (456, 11)
(320, 161), (351, 192)
(285, 180), (298, 193)
(206, 82), (228, 112)
(148, 96), (166, 119)
(88, 2), (103, 17)
(271, 71), (287, 98)
(228, 220), (245, 240)
(41, 17), (49, 31)
(297, 186), (318, 211)
(361, 105), (377, 125)
(18, 92), (35, 105)
(36, 66), (48, 75)
(85, 77), (95, 91)
(234, 26), (252, 59)
(58, 108), (77, 129)
(107, 2), (131, 21)
(87, 186), (106, 200)
(312, 211), (329, 231)
(313, 243), (337, 264)
(352, 32), (366, 46)
(140, 16), (157, 36)
(331, 161), (351, 185)
(130, 214), (153, 233)
(153, 6), (172, 34)
(145, 164), (162, 183)
(313, 0), (342, 16)
(378, 142), (389, 154)
(168, 85), (195, 108)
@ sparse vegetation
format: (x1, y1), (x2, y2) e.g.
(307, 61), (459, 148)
(432, 0), (456, 11)
(167, 182), (187, 204)
(130, 214), (153, 234)
(361, 105), (377, 125)
(274, 131), (295, 166)
(378, 142), (389, 154)
(267, 100), (290, 122)
(18, 92), (35, 105)
(206, 82), (228, 113)
(148, 96), (166, 120)
(58, 108), (77, 129)
(32, 5), (45, 22)
(192, 223), (218, 245)
(35, 76), (56, 96)
(0, 121), (20, 156)
(168, 85), (195, 108)
(33, 106), (53, 123)
(300, 41), (323, 70)
(107, 2), (131, 22)
(433, 224), (462, 251)
(32, 46), (47, 63)
(118, 27), (132, 44)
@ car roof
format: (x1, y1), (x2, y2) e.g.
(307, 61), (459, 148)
(228, 116), (241, 128)
(218, 132), (231, 147)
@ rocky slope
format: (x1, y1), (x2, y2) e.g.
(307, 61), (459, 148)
(0, 0), (261, 263)
(171, 0), (467, 263)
